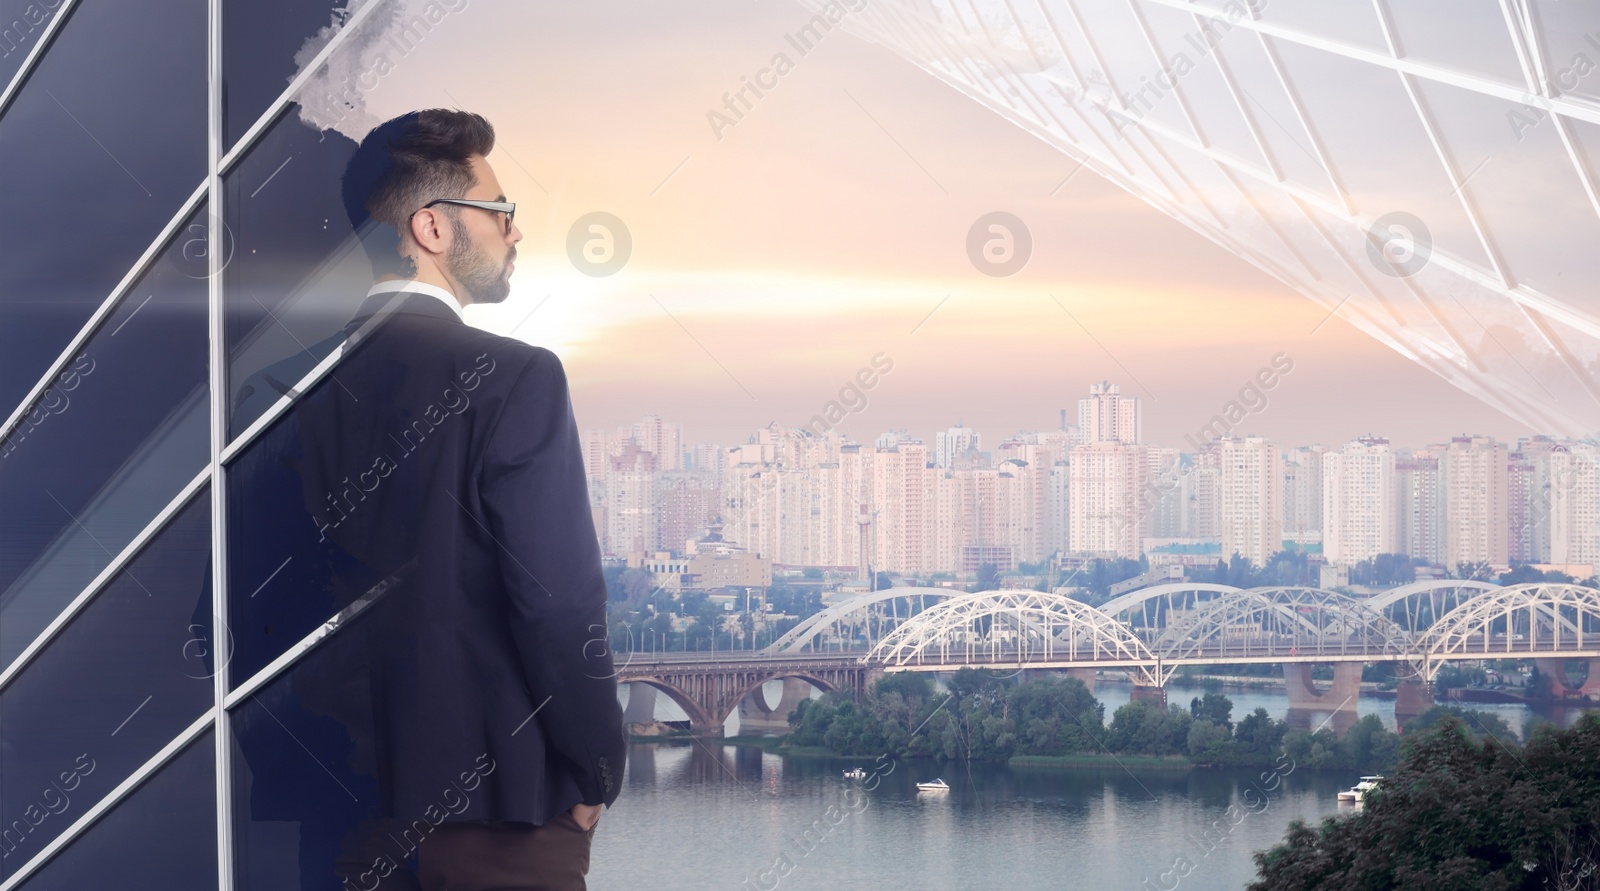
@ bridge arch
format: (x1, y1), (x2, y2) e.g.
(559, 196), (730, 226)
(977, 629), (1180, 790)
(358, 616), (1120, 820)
(1362, 579), (1501, 634)
(1097, 583), (1244, 639)
(867, 590), (1162, 686)
(620, 677), (721, 730)
(1153, 586), (1408, 662)
(762, 586), (958, 655)
(1420, 583), (1600, 675)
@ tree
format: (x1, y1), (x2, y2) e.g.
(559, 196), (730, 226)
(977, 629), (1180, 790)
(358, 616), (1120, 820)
(973, 562), (1000, 591)
(1234, 707), (1288, 759)
(1250, 715), (1600, 891)
(1189, 692), (1234, 730)
(1406, 706), (1517, 744)
(1108, 701), (1192, 756)
(1350, 553), (1416, 587)
(1187, 719), (1234, 763)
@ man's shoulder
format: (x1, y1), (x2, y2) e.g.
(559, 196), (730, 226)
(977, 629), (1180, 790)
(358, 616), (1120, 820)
(421, 324), (562, 380)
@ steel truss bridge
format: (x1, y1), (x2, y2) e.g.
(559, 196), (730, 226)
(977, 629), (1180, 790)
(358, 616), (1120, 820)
(617, 581), (1600, 736)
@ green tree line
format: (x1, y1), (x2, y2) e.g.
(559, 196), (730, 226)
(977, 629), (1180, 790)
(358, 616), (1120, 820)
(785, 669), (1422, 771)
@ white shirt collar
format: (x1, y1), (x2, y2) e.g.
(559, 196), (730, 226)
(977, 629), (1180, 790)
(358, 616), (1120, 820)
(366, 280), (464, 320)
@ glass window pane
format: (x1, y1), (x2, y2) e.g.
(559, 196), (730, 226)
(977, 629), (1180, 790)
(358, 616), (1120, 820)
(1210, 30), (1334, 200)
(1271, 37), (1495, 274)
(0, 207), (210, 667)
(15, 730), (216, 891)
(0, 0), (205, 416)
(224, 104), (368, 440)
(222, 0), (344, 148)
(0, 490), (213, 881)
(225, 394), (391, 686)
(1412, 77), (1600, 310)
(1529, 0), (1600, 105)
(231, 619), (391, 891)
(0, 0), (70, 87)
(1260, 0), (1388, 53)
(1134, 1), (1268, 166)
(1384, 0), (1526, 88)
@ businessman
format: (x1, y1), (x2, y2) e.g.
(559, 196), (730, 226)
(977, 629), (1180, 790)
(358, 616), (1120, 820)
(269, 108), (626, 890)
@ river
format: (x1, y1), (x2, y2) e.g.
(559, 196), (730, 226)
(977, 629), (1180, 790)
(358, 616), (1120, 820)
(593, 679), (1598, 889)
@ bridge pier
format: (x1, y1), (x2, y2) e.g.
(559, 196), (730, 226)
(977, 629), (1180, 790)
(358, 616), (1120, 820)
(1394, 677), (1434, 729)
(736, 678), (813, 733)
(1283, 663), (1361, 711)
(622, 682), (658, 724)
(1535, 658), (1600, 698)
(1129, 684), (1167, 707)
(1065, 668), (1097, 692)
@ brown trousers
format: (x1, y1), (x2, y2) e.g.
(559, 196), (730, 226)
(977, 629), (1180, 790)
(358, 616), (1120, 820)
(417, 814), (596, 891)
(336, 814), (595, 891)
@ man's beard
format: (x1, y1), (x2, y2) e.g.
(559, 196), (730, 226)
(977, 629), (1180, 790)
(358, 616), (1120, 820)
(446, 216), (513, 305)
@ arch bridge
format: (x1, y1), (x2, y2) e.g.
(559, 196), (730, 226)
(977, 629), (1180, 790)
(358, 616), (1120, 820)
(615, 582), (1600, 735)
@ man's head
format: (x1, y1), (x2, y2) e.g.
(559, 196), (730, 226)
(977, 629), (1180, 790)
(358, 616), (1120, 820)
(342, 109), (521, 305)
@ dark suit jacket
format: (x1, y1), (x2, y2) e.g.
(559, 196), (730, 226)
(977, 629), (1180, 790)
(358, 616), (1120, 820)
(237, 287), (624, 828)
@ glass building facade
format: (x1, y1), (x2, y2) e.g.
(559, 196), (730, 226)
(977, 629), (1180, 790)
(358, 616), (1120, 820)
(815, 0), (1600, 439)
(0, 2), (413, 887)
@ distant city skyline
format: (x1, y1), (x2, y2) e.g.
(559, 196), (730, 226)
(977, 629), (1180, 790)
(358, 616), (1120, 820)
(582, 382), (1599, 581)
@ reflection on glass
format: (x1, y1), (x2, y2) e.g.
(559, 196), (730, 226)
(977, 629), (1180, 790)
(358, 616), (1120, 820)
(0, 207), (210, 667)
(15, 730), (217, 891)
(0, 0), (205, 415)
(225, 103), (368, 439)
(0, 490), (213, 882)
(1530, 0), (1600, 105)
(225, 392), (389, 687)
(231, 605), (395, 891)
(223, 0), (346, 148)
(1383, 0), (1524, 87)
(0, 0), (69, 87)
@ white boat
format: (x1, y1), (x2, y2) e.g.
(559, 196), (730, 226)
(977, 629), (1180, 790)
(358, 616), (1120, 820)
(842, 767), (866, 779)
(1337, 776), (1383, 804)
(916, 778), (950, 792)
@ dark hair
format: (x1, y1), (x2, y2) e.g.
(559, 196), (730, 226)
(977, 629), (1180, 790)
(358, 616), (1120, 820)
(341, 109), (496, 274)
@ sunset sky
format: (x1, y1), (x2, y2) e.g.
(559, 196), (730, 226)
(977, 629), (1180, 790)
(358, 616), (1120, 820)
(316, 0), (1525, 451)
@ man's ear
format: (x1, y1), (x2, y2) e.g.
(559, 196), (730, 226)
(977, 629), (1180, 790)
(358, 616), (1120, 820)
(408, 207), (449, 255)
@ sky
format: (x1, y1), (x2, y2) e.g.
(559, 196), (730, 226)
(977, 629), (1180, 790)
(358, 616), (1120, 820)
(313, 0), (1534, 452)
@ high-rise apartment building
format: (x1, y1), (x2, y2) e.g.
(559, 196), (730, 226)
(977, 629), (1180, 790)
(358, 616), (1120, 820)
(632, 414), (683, 471)
(1550, 442), (1600, 573)
(606, 446), (660, 556)
(1442, 435), (1509, 568)
(1068, 441), (1146, 559)
(1395, 447), (1444, 564)
(872, 439), (934, 574)
(1322, 437), (1396, 564)
(1079, 381), (1141, 444)
(1146, 446), (1184, 539)
(1185, 446), (1222, 541)
(1218, 436), (1281, 567)
(659, 474), (719, 554)
(1281, 445), (1326, 542)
(1510, 436), (1559, 563)
(935, 422), (981, 469)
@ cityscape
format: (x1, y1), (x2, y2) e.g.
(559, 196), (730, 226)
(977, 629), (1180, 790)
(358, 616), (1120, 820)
(584, 379), (1600, 588)
(3, 0), (1599, 889)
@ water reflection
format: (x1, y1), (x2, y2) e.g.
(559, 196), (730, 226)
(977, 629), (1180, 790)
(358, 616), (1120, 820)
(595, 741), (1357, 891)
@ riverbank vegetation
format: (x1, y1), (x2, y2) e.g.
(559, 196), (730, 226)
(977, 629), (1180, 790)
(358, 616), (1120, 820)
(779, 669), (1438, 772)
(1249, 714), (1600, 890)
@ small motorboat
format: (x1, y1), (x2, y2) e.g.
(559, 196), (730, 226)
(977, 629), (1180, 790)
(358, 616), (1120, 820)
(916, 778), (950, 793)
(1337, 776), (1383, 804)
(842, 767), (866, 779)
